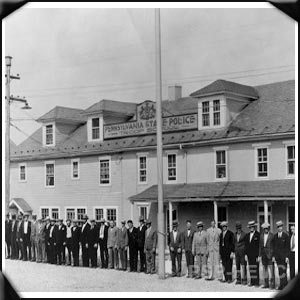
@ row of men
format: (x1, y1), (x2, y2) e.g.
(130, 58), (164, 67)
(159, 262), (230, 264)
(5, 214), (296, 290)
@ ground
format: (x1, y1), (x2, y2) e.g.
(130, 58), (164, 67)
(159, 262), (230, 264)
(3, 259), (278, 295)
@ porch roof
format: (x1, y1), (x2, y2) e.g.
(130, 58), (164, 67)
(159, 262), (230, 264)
(129, 180), (295, 202)
(9, 198), (33, 213)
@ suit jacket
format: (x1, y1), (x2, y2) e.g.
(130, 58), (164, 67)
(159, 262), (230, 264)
(128, 227), (138, 249)
(11, 220), (18, 240)
(5, 220), (11, 241)
(118, 227), (128, 248)
(259, 232), (274, 259)
(16, 221), (23, 240)
(56, 224), (67, 245)
(80, 222), (91, 245)
(234, 230), (246, 255)
(207, 227), (221, 252)
(36, 223), (46, 242)
(137, 224), (147, 248)
(88, 225), (99, 246)
(30, 221), (37, 240)
(44, 223), (51, 243)
(98, 224), (109, 243)
(192, 230), (208, 255)
(272, 231), (290, 261)
(20, 220), (31, 239)
(107, 226), (119, 248)
(168, 230), (183, 250)
(71, 225), (81, 245)
(183, 229), (195, 252)
(49, 224), (58, 244)
(245, 231), (260, 258)
(144, 227), (157, 251)
(219, 230), (235, 257)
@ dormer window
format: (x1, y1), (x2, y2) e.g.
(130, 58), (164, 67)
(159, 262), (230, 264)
(43, 122), (55, 146)
(92, 117), (100, 140)
(213, 100), (220, 126)
(202, 101), (210, 127)
(87, 115), (103, 142)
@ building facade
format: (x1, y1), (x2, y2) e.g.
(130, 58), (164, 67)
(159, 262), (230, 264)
(9, 79), (295, 235)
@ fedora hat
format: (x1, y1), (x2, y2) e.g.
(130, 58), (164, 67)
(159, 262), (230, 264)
(145, 219), (152, 224)
(220, 221), (228, 227)
(172, 220), (179, 227)
(139, 216), (145, 222)
(247, 220), (257, 228)
(276, 220), (284, 228)
(196, 221), (204, 227)
(235, 221), (242, 229)
(261, 222), (270, 229)
(99, 218), (106, 223)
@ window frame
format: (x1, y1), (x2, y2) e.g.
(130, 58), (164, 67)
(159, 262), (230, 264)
(202, 101), (210, 127)
(137, 153), (148, 184)
(253, 143), (270, 180)
(213, 99), (221, 126)
(18, 163), (27, 182)
(99, 156), (111, 186)
(43, 122), (55, 147)
(40, 206), (60, 220)
(71, 158), (80, 180)
(287, 205), (295, 232)
(93, 206), (119, 225)
(64, 206), (87, 221)
(166, 152), (177, 183)
(214, 147), (228, 181)
(283, 141), (295, 178)
(91, 117), (100, 140)
(44, 160), (55, 188)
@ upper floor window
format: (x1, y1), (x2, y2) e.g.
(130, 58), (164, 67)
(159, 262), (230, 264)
(19, 163), (27, 182)
(215, 149), (227, 179)
(287, 145), (295, 176)
(99, 157), (111, 185)
(43, 123), (55, 146)
(202, 101), (210, 127)
(71, 159), (80, 180)
(167, 153), (177, 181)
(92, 118), (100, 140)
(45, 161), (55, 187)
(138, 155), (147, 183)
(257, 147), (268, 178)
(213, 100), (220, 126)
(199, 99), (223, 129)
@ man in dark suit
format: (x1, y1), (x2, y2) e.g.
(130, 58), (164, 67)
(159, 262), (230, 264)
(219, 221), (235, 283)
(5, 214), (11, 259)
(71, 219), (81, 267)
(289, 225), (295, 280)
(234, 221), (247, 285)
(245, 220), (260, 287)
(144, 219), (157, 274)
(16, 214), (24, 260)
(48, 219), (58, 264)
(272, 220), (290, 290)
(80, 215), (91, 267)
(98, 218), (109, 268)
(259, 222), (275, 289)
(10, 215), (18, 260)
(56, 219), (66, 265)
(127, 220), (138, 272)
(168, 221), (183, 277)
(183, 220), (195, 278)
(44, 216), (51, 263)
(118, 220), (128, 271)
(21, 213), (31, 261)
(88, 220), (98, 268)
(137, 216), (147, 272)
(30, 215), (37, 262)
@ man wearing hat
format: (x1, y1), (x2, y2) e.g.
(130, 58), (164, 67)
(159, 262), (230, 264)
(56, 219), (67, 265)
(98, 218), (109, 268)
(183, 220), (195, 278)
(245, 220), (260, 287)
(65, 219), (73, 266)
(234, 221), (247, 285)
(219, 221), (235, 283)
(36, 217), (46, 263)
(259, 222), (275, 289)
(44, 216), (51, 263)
(21, 213), (32, 261)
(137, 216), (147, 272)
(127, 220), (138, 272)
(192, 221), (208, 279)
(48, 219), (58, 264)
(107, 220), (119, 269)
(289, 225), (295, 280)
(71, 219), (81, 267)
(272, 220), (290, 290)
(88, 220), (98, 268)
(16, 214), (24, 260)
(10, 215), (18, 260)
(144, 219), (157, 274)
(168, 221), (183, 277)
(118, 221), (129, 271)
(80, 215), (91, 267)
(5, 214), (11, 259)
(30, 215), (37, 262)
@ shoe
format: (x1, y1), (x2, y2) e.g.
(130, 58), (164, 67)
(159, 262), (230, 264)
(195, 276), (202, 279)
(262, 285), (269, 289)
(235, 281), (241, 285)
(227, 280), (233, 283)
(171, 274), (177, 277)
(205, 277), (214, 281)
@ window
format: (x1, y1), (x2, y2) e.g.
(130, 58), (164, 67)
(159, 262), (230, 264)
(71, 159), (80, 179)
(45, 162), (55, 187)
(288, 206), (295, 233)
(19, 163), (27, 181)
(138, 156), (147, 183)
(257, 148), (268, 177)
(52, 208), (59, 220)
(287, 145), (295, 176)
(107, 209), (117, 222)
(139, 206), (148, 220)
(167, 154), (177, 181)
(66, 208), (75, 220)
(77, 208), (86, 221)
(217, 206), (227, 229)
(100, 158), (110, 185)
(213, 100), (220, 126)
(92, 118), (100, 140)
(216, 150), (227, 179)
(41, 207), (59, 220)
(202, 101), (210, 127)
(41, 208), (49, 220)
(95, 208), (104, 221)
(94, 207), (118, 224)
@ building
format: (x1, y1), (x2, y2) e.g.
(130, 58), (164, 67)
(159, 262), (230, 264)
(9, 79), (295, 234)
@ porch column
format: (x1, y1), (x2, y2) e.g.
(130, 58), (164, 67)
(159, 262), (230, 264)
(130, 201), (134, 221)
(169, 201), (173, 232)
(214, 200), (218, 225)
(264, 200), (268, 223)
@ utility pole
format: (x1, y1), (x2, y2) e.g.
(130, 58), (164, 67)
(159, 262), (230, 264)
(5, 56), (31, 214)
(155, 8), (165, 279)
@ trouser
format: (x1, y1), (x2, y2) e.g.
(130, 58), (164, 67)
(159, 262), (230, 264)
(290, 252), (295, 280)
(99, 239), (108, 268)
(129, 246), (138, 271)
(45, 241), (50, 263)
(66, 238), (72, 265)
(247, 255), (259, 285)
(185, 250), (194, 276)
(137, 246), (146, 271)
(221, 254), (233, 281)
(22, 234), (31, 261)
(276, 258), (288, 289)
(72, 243), (80, 266)
(36, 239), (46, 262)
(5, 237), (11, 258)
(56, 243), (64, 265)
(31, 237), (36, 261)
(88, 244), (98, 267)
(10, 236), (17, 259)
(145, 250), (156, 273)
(170, 249), (182, 276)
(195, 253), (208, 277)
(119, 247), (128, 270)
(209, 249), (220, 279)
(235, 251), (247, 283)
(17, 238), (23, 260)
(261, 258), (275, 288)
(82, 244), (89, 267)
(108, 247), (119, 269)
(49, 241), (56, 264)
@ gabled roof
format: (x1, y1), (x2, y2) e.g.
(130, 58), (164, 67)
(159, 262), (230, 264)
(37, 106), (85, 124)
(162, 97), (198, 116)
(190, 79), (259, 99)
(9, 198), (32, 212)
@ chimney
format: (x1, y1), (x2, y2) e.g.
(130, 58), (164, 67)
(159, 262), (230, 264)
(168, 85), (182, 101)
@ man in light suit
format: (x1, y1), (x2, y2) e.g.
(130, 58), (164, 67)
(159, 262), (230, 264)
(168, 221), (183, 277)
(182, 220), (195, 278)
(118, 220), (128, 271)
(206, 220), (221, 281)
(98, 218), (109, 269)
(192, 221), (208, 279)
(36, 218), (46, 263)
(144, 219), (157, 275)
(107, 220), (119, 269)
(259, 222), (275, 289)
(30, 215), (37, 262)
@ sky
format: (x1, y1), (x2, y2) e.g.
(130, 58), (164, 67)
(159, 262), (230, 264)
(4, 5), (296, 145)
